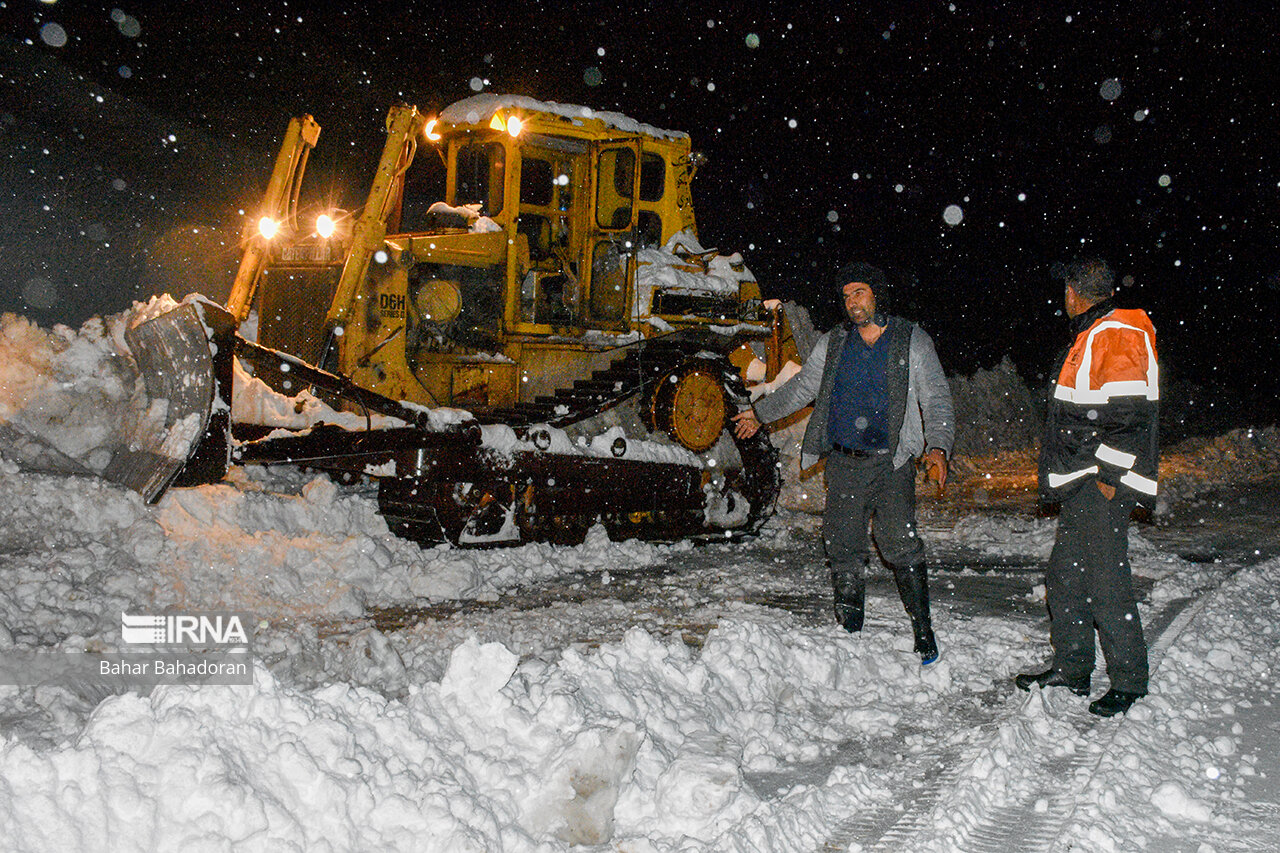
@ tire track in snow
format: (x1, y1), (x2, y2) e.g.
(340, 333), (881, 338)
(812, 685), (1018, 852)
(813, 691), (1106, 853)
(813, 569), (1235, 853)
(927, 593), (1210, 853)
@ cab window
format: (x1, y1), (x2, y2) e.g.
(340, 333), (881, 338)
(596, 147), (635, 230)
(520, 156), (553, 207)
(639, 153), (665, 202)
(454, 142), (506, 215)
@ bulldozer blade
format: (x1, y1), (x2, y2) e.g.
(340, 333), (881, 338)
(0, 298), (217, 499)
(106, 303), (218, 502)
(0, 302), (217, 503)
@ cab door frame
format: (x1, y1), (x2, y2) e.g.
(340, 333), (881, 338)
(585, 138), (642, 332)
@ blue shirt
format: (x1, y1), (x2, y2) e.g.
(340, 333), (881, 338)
(827, 324), (892, 452)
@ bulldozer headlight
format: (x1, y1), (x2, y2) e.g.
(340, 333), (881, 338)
(487, 112), (524, 138)
(258, 216), (280, 240)
(315, 214), (336, 239)
(424, 118), (441, 141)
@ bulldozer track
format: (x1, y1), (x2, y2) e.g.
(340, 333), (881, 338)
(378, 331), (780, 546)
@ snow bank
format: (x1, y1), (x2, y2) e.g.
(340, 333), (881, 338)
(0, 310), (145, 476)
(1161, 426), (1280, 502)
(0, 599), (1029, 852)
(947, 355), (1041, 457)
(0, 463), (669, 647)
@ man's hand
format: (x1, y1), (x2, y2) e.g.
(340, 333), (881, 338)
(731, 408), (762, 439)
(1097, 481), (1116, 501)
(923, 448), (948, 495)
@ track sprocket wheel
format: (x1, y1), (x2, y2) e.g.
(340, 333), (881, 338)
(650, 362), (729, 453)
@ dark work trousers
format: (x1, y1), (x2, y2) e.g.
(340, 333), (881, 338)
(823, 452), (927, 607)
(1046, 483), (1149, 693)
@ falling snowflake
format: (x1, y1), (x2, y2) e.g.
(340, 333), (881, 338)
(40, 23), (68, 48)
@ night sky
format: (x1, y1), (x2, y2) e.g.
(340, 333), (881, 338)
(2, 1), (1277, 433)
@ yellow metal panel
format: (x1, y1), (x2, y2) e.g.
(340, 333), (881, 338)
(405, 231), (507, 266)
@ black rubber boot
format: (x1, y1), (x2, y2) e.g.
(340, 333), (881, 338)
(1089, 688), (1145, 717)
(831, 569), (865, 633)
(894, 563), (939, 664)
(1014, 668), (1091, 696)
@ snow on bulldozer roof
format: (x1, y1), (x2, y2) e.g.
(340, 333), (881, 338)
(438, 93), (688, 141)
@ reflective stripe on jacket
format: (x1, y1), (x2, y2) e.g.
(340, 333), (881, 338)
(1040, 303), (1160, 507)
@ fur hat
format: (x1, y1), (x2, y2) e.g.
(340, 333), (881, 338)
(834, 262), (890, 310)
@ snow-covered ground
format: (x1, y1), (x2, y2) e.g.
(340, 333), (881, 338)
(3, 309), (1280, 850)
(1, 426), (1278, 851)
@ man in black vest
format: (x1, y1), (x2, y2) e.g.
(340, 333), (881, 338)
(733, 263), (955, 664)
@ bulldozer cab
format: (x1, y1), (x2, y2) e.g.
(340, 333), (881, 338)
(230, 94), (767, 414)
(398, 122), (674, 337)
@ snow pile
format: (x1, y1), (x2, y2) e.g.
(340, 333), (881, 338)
(1161, 425), (1280, 502)
(634, 230), (758, 326)
(1, 650), (630, 851)
(952, 513), (1057, 560)
(232, 359), (411, 433)
(0, 596), (1028, 851)
(232, 323), (475, 434)
(1, 423), (1279, 849)
(0, 470), (161, 644)
(0, 310), (148, 476)
(947, 355), (1041, 457)
(0, 464), (667, 638)
(151, 472), (668, 617)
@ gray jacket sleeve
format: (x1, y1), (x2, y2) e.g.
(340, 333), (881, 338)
(752, 330), (831, 425)
(910, 326), (955, 456)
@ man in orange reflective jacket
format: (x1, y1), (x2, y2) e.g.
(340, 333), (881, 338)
(1017, 258), (1159, 717)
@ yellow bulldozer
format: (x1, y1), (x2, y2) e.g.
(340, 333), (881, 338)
(5, 94), (808, 546)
